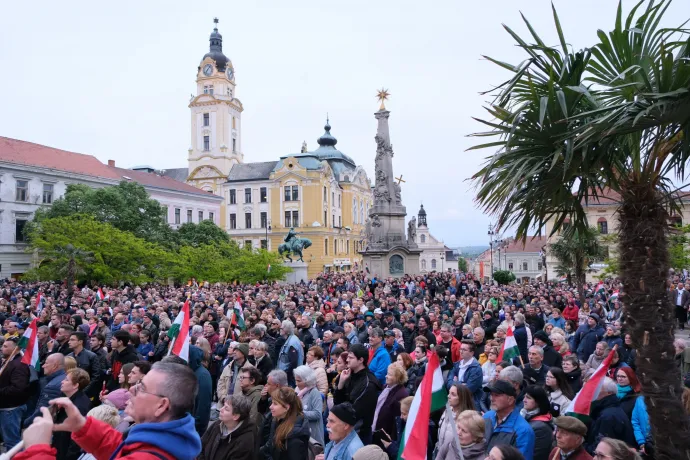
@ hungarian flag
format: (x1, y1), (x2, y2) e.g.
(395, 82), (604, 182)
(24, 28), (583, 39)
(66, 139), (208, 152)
(228, 298), (246, 331)
(19, 319), (40, 371)
(96, 287), (108, 301)
(400, 352), (447, 460)
(36, 292), (44, 313)
(567, 344), (618, 422)
(596, 281), (605, 293)
(497, 326), (520, 363)
(168, 299), (190, 362)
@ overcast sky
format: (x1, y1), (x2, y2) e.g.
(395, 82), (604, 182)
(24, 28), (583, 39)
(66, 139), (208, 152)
(2, 1), (688, 247)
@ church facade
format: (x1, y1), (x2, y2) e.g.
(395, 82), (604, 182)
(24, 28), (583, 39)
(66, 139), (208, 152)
(414, 205), (448, 273)
(165, 21), (373, 279)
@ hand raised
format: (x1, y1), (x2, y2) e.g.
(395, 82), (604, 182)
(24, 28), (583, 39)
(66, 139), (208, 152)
(49, 397), (87, 433)
(23, 407), (54, 448)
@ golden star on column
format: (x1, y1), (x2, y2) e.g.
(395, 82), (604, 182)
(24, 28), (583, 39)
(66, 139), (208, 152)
(376, 88), (390, 110)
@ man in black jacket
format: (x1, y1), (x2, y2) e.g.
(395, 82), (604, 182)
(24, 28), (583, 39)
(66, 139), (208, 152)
(523, 345), (550, 386)
(107, 330), (139, 391)
(0, 338), (31, 449)
(68, 331), (102, 399)
(333, 344), (382, 445)
(533, 330), (563, 369)
(402, 317), (417, 353)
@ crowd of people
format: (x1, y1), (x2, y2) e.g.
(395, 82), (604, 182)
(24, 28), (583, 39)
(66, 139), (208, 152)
(1, 269), (689, 460)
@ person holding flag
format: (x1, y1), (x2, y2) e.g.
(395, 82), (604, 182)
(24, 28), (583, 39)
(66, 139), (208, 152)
(168, 299), (191, 363)
(0, 336), (32, 450)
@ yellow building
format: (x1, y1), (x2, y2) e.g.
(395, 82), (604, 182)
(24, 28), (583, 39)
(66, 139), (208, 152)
(162, 20), (373, 278)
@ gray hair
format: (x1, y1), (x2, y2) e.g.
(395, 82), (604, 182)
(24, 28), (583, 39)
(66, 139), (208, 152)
(513, 313), (525, 326)
(499, 365), (524, 385)
(191, 324), (203, 336)
(529, 345), (544, 357)
(267, 369), (288, 387)
(254, 341), (268, 352)
(281, 320), (295, 335)
(227, 394), (252, 421)
(38, 325), (50, 335)
(369, 327), (384, 339)
(473, 327), (485, 338)
(440, 323), (453, 333)
(151, 362), (198, 419)
(293, 365), (317, 388)
(600, 377), (617, 395)
(252, 324), (267, 336)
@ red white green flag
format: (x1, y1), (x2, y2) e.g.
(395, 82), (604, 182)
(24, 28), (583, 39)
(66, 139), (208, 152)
(497, 326), (520, 362)
(36, 292), (44, 313)
(19, 319), (40, 371)
(228, 298), (246, 331)
(567, 344), (618, 421)
(400, 352), (447, 460)
(168, 299), (190, 362)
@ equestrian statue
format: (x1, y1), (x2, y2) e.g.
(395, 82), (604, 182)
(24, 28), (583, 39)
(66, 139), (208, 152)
(278, 228), (312, 262)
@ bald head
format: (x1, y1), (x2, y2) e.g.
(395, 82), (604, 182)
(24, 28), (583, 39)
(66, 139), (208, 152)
(43, 353), (65, 375)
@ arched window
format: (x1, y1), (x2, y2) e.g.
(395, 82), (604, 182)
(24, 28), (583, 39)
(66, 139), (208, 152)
(597, 217), (608, 234)
(431, 259), (437, 269)
(522, 261), (528, 271)
(421, 234), (426, 243)
(421, 259), (427, 270)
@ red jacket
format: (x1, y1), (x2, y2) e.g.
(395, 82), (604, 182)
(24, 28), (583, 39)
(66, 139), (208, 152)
(448, 337), (462, 363)
(562, 305), (580, 322)
(15, 417), (176, 460)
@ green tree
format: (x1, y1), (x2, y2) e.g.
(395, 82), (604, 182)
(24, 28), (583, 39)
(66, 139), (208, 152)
(25, 215), (175, 285)
(458, 258), (468, 272)
(548, 227), (605, 306)
(469, 2), (690, 454)
(176, 220), (230, 247)
(669, 225), (690, 271)
(492, 270), (516, 285)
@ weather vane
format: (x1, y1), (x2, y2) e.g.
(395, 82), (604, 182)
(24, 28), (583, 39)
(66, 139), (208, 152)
(376, 88), (390, 111)
(214, 17), (219, 27)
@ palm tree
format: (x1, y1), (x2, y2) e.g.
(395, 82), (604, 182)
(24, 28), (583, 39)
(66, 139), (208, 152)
(469, 2), (690, 457)
(548, 227), (605, 305)
(53, 244), (94, 296)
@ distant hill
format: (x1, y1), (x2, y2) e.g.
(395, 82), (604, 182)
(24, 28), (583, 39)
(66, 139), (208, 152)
(450, 246), (489, 258)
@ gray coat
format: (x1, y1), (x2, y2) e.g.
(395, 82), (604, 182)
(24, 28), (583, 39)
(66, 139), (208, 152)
(300, 386), (324, 445)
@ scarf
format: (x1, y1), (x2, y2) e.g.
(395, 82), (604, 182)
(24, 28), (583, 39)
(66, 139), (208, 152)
(520, 407), (540, 419)
(617, 384), (633, 399)
(297, 385), (312, 400)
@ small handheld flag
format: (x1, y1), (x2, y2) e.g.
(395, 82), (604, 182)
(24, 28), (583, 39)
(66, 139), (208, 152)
(19, 319), (40, 371)
(168, 299), (191, 362)
(497, 326), (520, 363)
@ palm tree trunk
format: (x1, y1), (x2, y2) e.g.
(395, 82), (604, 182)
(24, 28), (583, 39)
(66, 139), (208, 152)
(618, 181), (690, 459)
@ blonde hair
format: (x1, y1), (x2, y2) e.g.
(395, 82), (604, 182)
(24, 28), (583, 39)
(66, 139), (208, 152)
(64, 356), (77, 371)
(400, 396), (414, 414)
(457, 410), (486, 443)
(386, 363), (408, 385)
(87, 404), (120, 428)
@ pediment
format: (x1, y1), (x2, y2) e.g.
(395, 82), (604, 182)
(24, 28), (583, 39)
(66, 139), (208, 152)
(188, 165), (225, 180)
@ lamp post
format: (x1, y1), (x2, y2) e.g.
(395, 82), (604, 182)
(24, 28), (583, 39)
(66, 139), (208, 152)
(440, 251), (445, 273)
(488, 224), (495, 280)
(265, 219), (272, 250)
(495, 239), (503, 271)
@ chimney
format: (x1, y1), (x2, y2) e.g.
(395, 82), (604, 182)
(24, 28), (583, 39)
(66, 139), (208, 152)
(108, 160), (115, 167)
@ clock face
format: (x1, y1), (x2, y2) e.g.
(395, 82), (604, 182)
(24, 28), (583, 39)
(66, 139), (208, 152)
(226, 67), (234, 80)
(203, 64), (213, 76)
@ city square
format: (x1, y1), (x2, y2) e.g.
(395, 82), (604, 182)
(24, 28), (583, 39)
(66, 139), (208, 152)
(1, 1), (690, 460)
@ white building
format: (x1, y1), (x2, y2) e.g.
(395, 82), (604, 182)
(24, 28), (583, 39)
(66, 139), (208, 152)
(0, 137), (222, 279)
(414, 205), (448, 272)
(502, 236), (547, 282)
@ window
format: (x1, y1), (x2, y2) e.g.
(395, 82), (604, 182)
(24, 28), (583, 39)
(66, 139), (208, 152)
(332, 191), (335, 203)
(597, 218), (608, 234)
(232, 138), (236, 153)
(323, 186), (327, 201)
(163, 206), (168, 224)
(203, 113), (209, 127)
(338, 195), (341, 208)
(203, 85), (209, 94)
(244, 188), (252, 203)
(538, 262), (543, 270)
(261, 239), (268, 249)
(260, 187), (267, 202)
(42, 183), (53, 204)
(209, 212), (214, 222)
(325, 238), (328, 255)
(16, 180), (28, 202)
(261, 212), (267, 228)
(332, 215), (336, 227)
(203, 136), (210, 151)
(15, 216), (28, 243)
(346, 240), (350, 254)
(431, 259), (437, 269)
(292, 211), (299, 227)
(422, 259), (427, 270)
(229, 213), (236, 229)
(229, 189), (236, 204)
(174, 208), (181, 224)
(244, 240), (252, 248)
(232, 116), (236, 129)
(421, 234), (426, 243)
(334, 239), (337, 255)
(245, 213), (252, 229)
(285, 211), (298, 228)
(209, 87), (214, 95)
(284, 185), (298, 201)
(522, 261), (528, 271)
(187, 210), (193, 223)
(508, 262), (514, 270)
(324, 211), (327, 227)
(338, 216), (341, 227)
(198, 211), (203, 222)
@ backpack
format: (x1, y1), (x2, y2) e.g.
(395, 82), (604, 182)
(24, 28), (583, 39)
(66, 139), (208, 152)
(308, 437), (324, 460)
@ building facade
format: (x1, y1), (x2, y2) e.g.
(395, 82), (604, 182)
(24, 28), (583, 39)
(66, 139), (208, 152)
(414, 205), (448, 273)
(503, 236), (546, 282)
(0, 137), (222, 279)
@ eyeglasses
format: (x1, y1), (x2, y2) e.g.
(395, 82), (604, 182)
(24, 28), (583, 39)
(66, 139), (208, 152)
(131, 382), (166, 399)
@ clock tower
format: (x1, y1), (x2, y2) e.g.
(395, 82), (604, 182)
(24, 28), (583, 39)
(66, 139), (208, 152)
(187, 18), (244, 195)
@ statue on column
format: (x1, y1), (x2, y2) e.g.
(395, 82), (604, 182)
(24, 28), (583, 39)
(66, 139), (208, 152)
(408, 216), (417, 243)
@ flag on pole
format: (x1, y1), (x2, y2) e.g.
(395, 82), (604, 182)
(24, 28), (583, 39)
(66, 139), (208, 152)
(400, 352), (447, 460)
(228, 298), (246, 331)
(596, 281), (605, 293)
(497, 326), (520, 363)
(96, 287), (107, 301)
(566, 345), (618, 422)
(36, 292), (44, 313)
(168, 299), (191, 362)
(19, 319), (40, 371)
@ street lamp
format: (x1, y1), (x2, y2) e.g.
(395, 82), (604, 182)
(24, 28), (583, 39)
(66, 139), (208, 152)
(265, 219), (272, 250)
(488, 224), (495, 280)
(495, 239), (503, 271)
(440, 251), (445, 273)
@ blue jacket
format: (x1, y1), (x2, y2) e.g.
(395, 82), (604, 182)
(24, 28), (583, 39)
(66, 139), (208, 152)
(189, 346), (212, 437)
(119, 413), (202, 460)
(484, 406), (535, 460)
(574, 324), (605, 362)
(547, 316), (566, 329)
(446, 358), (484, 409)
(369, 345), (391, 385)
(323, 428), (364, 460)
(24, 369), (65, 427)
(631, 396), (650, 448)
(513, 324), (529, 362)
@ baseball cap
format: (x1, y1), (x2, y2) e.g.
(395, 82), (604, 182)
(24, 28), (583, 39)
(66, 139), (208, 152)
(483, 380), (517, 397)
(384, 330), (395, 337)
(374, 308), (383, 315)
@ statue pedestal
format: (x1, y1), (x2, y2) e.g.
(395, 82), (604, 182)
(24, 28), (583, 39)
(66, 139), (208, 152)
(282, 261), (308, 284)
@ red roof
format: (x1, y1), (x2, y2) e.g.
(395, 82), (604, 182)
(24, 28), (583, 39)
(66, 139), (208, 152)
(581, 188), (690, 206)
(504, 236), (546, 253)
(0, 136), (219, 199)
